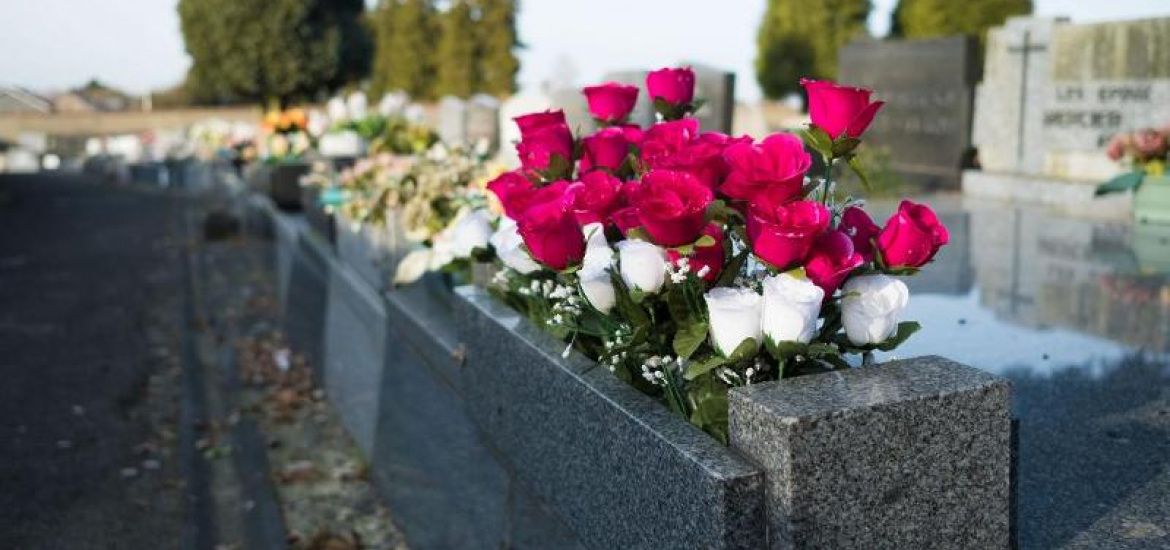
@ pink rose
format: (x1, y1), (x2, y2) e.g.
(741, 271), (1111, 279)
(583, 82), (639, 124)
(617, 123), (644, 146)
(746, 198), (830, 270)
(515, 186), (586, 271)
(631, 169), (714, 247)
(487, 170), (535, 219)
(666, 223), (725, 282)
(610, 206), (642, 236)
(805, 230), (865, 296)
(721, 132), (812, 202)
(571, 171), (625, 226)
(641, 120), (743, 188)
(1105, 134), (1128, 162)
(646, 67), (695, 105)
(801, 79), (884, 140)
(514, 110), (568, 140)
(517, 125), (574, 172)
(877, 200), (949, 268)
(1133, 128), (1169, 161)
(839, 206), (881, 262)
(579, 127), (631, 173)
(641, 118), (700, 165)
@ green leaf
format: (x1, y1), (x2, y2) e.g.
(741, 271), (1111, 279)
(610, 271), (650, 326)
(626, 226), (651, 242)
(726, 337), (758, 363)
(876, 321), (921, 351)
(693, 234), (717, 248)
(846, 154), (872, 192)
(831, 137), (861, 157)
(673, 320), (708, 359)
(715, 250), (749, 288)
(684, 354), (726, 380)
(1094, 171), (1145, 196)
(799, 126), (833, 158)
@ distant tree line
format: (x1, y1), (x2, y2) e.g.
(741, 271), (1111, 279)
(755, 0), (1031, 99)
(177, 0), (519, 107)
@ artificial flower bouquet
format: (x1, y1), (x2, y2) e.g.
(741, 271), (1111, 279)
(418, 68), (949, 442)
(1095, 125), (1170, 196)
(314, 92), (439, 158)
(259, 108), (311, 164)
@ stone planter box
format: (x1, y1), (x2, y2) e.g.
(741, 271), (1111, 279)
(1134, 175), (1170, 225)
(267, 162), (311, 211)
(452, 286), (1013, 549)
(282, 217), (332, 380)
(301, 185), (336, 246)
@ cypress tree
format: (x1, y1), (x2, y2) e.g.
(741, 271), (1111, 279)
(434, 0), (478, 98)
(888, 0), (1031, 44)
(179, 0), (369, 106)
(473, 0), (520, 97)
(755, 0), (871, 99)
(370, 0), (437, 99)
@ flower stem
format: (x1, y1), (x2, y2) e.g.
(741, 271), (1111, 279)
(820, 156), (835, 204)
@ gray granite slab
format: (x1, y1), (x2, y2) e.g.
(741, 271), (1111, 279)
(730, 356), (1012, 549)
(283, 227), (331, 381)
(267, 204), (307, 311)
(323, 261), (388, 456)
(453, 286), (766, 549)
(374, 276), (581, 549)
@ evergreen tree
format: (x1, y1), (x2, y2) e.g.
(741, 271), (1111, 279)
(370, 0), (437, 99)
(178, 0), (369, 106)
(433, 0), (478, 98)
(888, 0), (1031, 43)
(755, 0), (871, 99)
(473, 0), (520, 97)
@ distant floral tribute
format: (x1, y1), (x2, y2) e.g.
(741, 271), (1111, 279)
(1096, 125), (1170, 196)
(412, 68), (949, 441)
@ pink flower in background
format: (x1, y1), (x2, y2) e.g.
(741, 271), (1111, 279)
(583, 82), (640, 123)
(801, 79), (884, 140)
(804, 230), (865, 296)
(877, 200), (949, 268)
(1133, 128), (1169, 161)
(646, 67), (696, 105)
(571, 171), (625, 226)
(746, 198), (830, 271)
(1105, 134), (1128, 162)
(839, 206), (881, 262)
(632, 169), (714, 246)
(579, 127), (631, 173)
(721, 133), (812, 202)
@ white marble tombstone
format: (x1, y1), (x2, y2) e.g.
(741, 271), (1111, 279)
(437, 96), (468, 146)
(466, 94), (501, 151)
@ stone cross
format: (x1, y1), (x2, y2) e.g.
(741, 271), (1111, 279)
(1006, 31), (1047, 164)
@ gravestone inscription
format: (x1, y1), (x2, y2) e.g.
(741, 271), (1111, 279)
(839, 36), (979, 188)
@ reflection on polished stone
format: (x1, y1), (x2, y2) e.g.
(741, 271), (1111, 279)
(874, 193), (1170, 549)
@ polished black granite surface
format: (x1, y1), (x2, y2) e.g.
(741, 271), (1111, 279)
(873, 195), (1170, 549)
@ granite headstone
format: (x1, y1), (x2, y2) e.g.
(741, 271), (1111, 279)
(437, 96), (468, 146)
(839, 36), (978, 188)
(466, 94), (501, 151)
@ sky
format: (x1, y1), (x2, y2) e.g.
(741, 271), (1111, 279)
(0, 0), (1166, 100)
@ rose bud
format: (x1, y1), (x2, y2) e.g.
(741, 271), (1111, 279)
(579, 127), (631, 173)
(486, 170), (535, 219)
(841, 274), (910, 346)
(703, 287), (763, 357)
(646, 67), (696, 106)
(800, 78), (885, 140)
(721, 132), (812, 202)
(632, 169), (714, 247)
(515, 188), (586, 271)
(876, 200), (950, 269)
(517, 125), (574, 172)
(804, 230), (865, 296)
(489, 217), (541, 274)
(448, 208), (494, 259)
(583, 82), (639, 124)
(513, 110), (569, 140)
(666, 223), (725, 282)
(761, 273), (823, 345)
(578, 223), (617, 313)
(746, 198), (831, 271)
(616, 239), (668, 294)
(839, 206), (881, 262)
(641, 118), (700, 167)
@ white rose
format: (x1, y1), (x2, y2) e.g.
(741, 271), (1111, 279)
(448, 209), (494, 259)
(616, 239), (667, 294)
(704, 287), (763, 356)
(306, 109), (329, 137)
(577, 223), (616, 313)
(346, 91), (368, 120)
(841, 275), (910, 346)
(761, 273), (823, 345)
(326, 96), (348, 123)
(488, 217), (540, 274)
